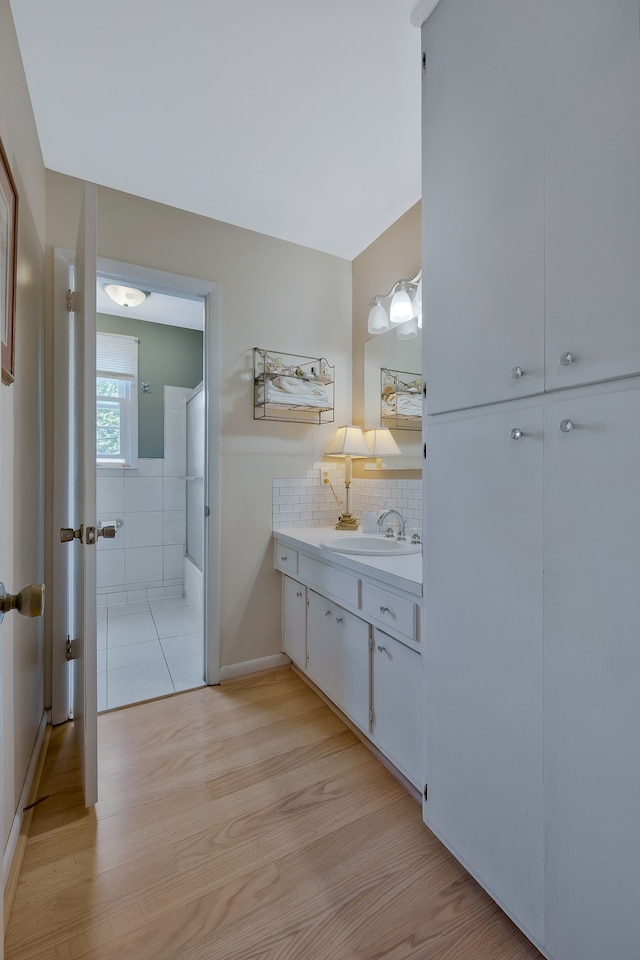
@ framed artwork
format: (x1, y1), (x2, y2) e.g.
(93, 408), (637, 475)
(0, 135), (18, 385)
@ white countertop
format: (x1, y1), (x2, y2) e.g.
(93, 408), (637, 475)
(274, 526), (423, 597)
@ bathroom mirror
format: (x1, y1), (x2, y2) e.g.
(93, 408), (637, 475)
(364, 328), (422, 469)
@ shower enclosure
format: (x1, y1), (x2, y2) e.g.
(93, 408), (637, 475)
(184, 382), (205, 616)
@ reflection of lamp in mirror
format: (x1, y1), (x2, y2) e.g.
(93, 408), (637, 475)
(364, 428), (402, 470)
(324, 425), (370, 529)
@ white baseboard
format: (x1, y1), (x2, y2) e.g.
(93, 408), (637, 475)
(3, 710), (48, 890)
(219, 653), (290, 683)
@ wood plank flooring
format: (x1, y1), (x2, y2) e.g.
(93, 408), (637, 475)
(5, 668), (543, 960)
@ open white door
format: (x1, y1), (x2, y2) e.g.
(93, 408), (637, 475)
(54, 182), (98, 806)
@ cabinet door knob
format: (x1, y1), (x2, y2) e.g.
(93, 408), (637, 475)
(511, 366), (524, 379)
(296, 591), (303, 598)
(281, 555), (288, 562)
(559, 352), (574, 366)
(559, 418), (574, 433)
(510, 428), (523, 440)
(325, 609), (332, 616)
(377, 644), (389, 654)
(335, 616), (344, 624)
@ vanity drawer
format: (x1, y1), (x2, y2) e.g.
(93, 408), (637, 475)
(298, 554), (360, 609)
(274, 540), (298, 576)
(362, 582), (417, 644)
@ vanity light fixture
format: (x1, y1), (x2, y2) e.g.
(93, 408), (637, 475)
(104, 283), (149, 308)
(364, 428), (402, 470)
(367, 269), (422, 339)
(324, 425), (370, 530)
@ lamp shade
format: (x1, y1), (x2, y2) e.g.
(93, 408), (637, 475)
(397, 317), (418, 340)
(364, 428), (401, 459)
(104, 283), (148, 308)
(389, 283), (414, 324)
(324, 425), (370, 458)
(368, 298), (390, 334)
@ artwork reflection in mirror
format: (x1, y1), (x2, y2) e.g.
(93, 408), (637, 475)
(364, 328), (422, 469)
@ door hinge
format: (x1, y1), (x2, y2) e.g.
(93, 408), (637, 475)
(369, 706), (374, 725)
(423, 783), (428, 802)
(66, 636), (76, 661)
(422, 382), (427, 399)
(66, 288), (75, 312)
(422, 51), (426, 77)
(423, 443), (427, 460)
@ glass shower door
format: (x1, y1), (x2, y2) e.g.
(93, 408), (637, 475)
(186, 384), (204, 570)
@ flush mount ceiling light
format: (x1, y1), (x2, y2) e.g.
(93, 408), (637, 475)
(104, 284), (149, 308)
(367, 269), (422, 339)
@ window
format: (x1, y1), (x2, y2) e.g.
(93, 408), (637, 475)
(96, 332), (138, 467)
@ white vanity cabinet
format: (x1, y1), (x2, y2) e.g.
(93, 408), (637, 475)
(306, 589), (370, 734)
(282, 575), (306, 670)
(371, 630), (422, 788)
(275, 533), (423, 789)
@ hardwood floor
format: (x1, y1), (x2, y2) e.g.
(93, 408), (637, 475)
(5, 668), (543, 960)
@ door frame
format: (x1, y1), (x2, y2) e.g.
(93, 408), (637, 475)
(94, 258), (222, 687)
(50, 257), (221, 721)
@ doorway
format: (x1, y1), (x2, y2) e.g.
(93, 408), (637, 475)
(93, 259), (220, 710)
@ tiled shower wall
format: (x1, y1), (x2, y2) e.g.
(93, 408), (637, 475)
(272, 461), (422, 529)
(96, 386), (191, 606)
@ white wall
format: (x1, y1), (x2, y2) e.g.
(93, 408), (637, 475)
(0, 0), (47, 852)
(45, 173), (353, 671)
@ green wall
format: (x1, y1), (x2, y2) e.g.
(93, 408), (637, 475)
(97, 313), (203, 459)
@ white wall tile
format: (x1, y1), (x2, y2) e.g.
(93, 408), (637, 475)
(163, 544), (185, 580)
(97, 550), (124, 589)
(164, 407), (186, 443)
(163, 511), (186, 545)
(125, 547), (163, 586)
(163, 476), (186, 511)
(163, 441), (186, 477)
(125, 511), (163, 548)
(136, 458), (163, 477)
(124, 476), (163, 512)
(97, 475), (125, 514)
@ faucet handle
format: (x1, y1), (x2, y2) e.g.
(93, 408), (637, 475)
(384, 527), (395, 539)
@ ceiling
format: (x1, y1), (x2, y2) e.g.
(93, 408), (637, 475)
(10, 0), (422, 261)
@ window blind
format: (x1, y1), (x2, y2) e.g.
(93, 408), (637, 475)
(96, 332), (138, 380)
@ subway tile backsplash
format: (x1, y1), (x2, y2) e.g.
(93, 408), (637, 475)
(272, 462), (422, 529)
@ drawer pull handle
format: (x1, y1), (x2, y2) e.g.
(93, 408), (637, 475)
(380, 605), (391, 614)
(377, 644), (389, 654)
(296, 591), (303, 598)
(281, 555), (288, 562)
(335, 617), (344, 624)
(325, 609), (332, 617)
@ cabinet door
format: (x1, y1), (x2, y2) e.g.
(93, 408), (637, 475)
(422, 0), (544, 414)
(282, 576), (306, 669)
(372, 630), (423, 787)
(424, 406), (544, 943)
(545, 0), (640, 391)
(544, 387), (640, 960)
(306, 590), (370, 733)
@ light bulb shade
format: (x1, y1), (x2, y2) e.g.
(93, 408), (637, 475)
(389, 283), (413, 324)
(368, 299), (390, 334)
(324, 425), (370, 458)
(413, 277), (422, 311)
(104, 283), (148, 308)
(397, 317), (418, 340)
(364, 428), (401, 458)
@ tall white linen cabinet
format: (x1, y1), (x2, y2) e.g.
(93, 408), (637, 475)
(418, 2), (640, 959)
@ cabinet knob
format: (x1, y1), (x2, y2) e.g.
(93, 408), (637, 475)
(559, 418), (574, 433)
(510, 428), (523, 440)
(377, 644), (389, 654)
(511, 366), (524, 379)
(296, 591), (303, 598)
(325, 609), (332, 616)
(559, 352), (574, 366)
(335, 616), (344, 624)
(280, 555), (288, 562)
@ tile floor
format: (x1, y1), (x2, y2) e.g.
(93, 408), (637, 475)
(97, 596), (205, 711)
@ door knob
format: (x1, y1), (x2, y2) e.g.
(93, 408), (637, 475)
(0, 582), (45, 624)
(97, 525), (116, 539)
(60, 525), (83, 543)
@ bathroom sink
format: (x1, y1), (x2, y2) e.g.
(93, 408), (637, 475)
(320, 535), (421, 556)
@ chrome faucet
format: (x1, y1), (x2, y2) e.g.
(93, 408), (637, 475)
(378, 508), (407, 541)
